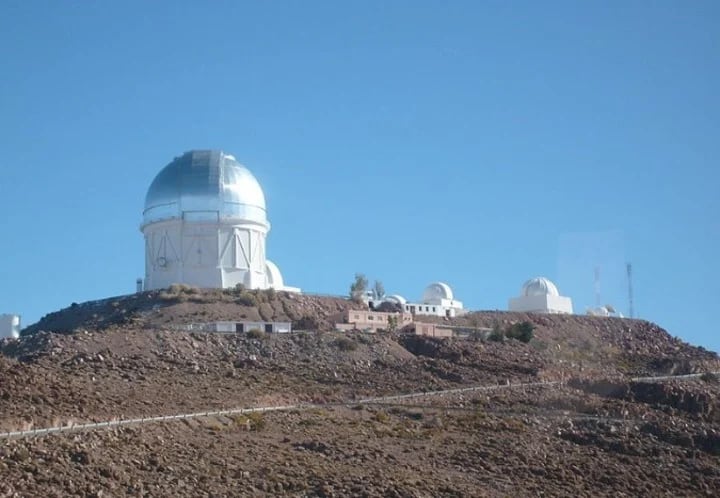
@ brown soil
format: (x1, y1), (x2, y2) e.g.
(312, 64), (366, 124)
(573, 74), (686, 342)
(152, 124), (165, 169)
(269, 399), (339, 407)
(1, 292), (719, 496)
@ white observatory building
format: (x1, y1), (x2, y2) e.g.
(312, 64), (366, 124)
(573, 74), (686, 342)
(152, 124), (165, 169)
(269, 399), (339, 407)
(0, 314), (21, 339)
(140, 150), (299, 292)
(508, 277), (573, 314)
(381, 282), (465, 318)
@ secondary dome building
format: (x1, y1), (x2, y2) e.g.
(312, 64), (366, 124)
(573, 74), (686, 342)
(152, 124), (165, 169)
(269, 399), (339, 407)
(508, 277), (573, 314)
(377, 282), (465, 318)
(140, 150), (299, 292)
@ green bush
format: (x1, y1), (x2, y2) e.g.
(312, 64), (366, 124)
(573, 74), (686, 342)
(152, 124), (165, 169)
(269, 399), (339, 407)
(488, 329), (505, 342)
(506, 321), (534, 343)
(488, 322), (505, 342)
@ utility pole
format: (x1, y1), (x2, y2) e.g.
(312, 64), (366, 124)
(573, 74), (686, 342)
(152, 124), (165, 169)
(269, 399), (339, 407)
(594, 266), (601, 307)
(627, 263), (634, 318)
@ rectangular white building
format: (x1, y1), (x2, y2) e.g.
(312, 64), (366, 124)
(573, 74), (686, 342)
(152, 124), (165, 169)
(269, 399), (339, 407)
(0, 314), (21, 339)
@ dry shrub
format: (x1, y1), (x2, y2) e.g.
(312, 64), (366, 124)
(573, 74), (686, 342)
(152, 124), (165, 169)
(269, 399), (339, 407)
(231, 412), (266, 431)
(246, 329), (267, 340)
(373, 411), (390, 423)
(335, 337), (358, 351)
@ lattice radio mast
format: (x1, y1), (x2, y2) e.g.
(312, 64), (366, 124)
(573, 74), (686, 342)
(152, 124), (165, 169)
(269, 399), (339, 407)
(594, 266), (601, 307)
(627, 263), (634, 318)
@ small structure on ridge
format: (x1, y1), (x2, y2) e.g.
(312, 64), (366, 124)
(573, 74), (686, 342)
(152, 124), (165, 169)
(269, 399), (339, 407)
(508, 277), (573, 314)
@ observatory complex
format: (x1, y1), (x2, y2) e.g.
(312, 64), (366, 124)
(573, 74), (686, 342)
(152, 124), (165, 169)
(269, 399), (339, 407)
(371, 282), (466, 318)
(508, 277), (573, 314)
(134, 150), (589, 319)
(140, 150), (299, 292)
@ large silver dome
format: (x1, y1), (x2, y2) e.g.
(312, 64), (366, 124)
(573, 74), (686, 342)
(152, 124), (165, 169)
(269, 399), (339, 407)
(143, 150), (267, 226)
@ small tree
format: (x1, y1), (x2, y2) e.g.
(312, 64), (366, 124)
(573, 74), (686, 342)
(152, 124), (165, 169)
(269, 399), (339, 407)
(488, 325), (505, 343)
(386, 315), (398, 333)
(350, 273), (368, 301)
(372, 280), (385, 300)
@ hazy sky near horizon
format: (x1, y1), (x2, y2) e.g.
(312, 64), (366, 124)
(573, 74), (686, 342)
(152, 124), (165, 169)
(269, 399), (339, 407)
(1, 1), (718, 350)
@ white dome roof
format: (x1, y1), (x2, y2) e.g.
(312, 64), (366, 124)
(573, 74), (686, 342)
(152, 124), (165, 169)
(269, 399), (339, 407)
(265, 260), (284, 289)
(422, 282), (454, 302)
(522, 277), (560, 297)
(386, 294), (407, 306)
(143, 150), (267, 226)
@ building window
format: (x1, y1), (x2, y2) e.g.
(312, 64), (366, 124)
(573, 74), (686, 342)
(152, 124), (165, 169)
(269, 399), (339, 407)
(354, 314), (359, 320)
(368, 315), (374, 320)
(432, 307), (436, 312)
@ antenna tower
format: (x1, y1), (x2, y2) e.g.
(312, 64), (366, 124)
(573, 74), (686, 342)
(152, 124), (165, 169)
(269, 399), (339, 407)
(627, 263), (634, 318)
(594, 266), (601, 307)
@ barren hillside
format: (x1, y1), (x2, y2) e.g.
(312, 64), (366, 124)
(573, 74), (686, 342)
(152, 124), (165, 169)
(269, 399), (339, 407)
(2, 292), (719, 496)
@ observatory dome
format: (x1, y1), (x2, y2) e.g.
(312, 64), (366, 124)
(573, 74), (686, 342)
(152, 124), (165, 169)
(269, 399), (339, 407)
(422, 282), (454, 302)
(265, 260), (284, 289)
(143, 150), (267, 226)
(522, 277), (560, 297)
(386, 294), (407, 307)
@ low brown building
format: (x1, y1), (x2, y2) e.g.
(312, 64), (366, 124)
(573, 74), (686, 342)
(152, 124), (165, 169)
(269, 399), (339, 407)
(411, 323), (454, 338)
(334, 309), (468, 338)
(334, 310), (413, 332)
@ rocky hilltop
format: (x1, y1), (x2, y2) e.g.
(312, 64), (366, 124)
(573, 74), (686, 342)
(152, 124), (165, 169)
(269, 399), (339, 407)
(21, 287), (366, 336)
(1, 290), (719, 496)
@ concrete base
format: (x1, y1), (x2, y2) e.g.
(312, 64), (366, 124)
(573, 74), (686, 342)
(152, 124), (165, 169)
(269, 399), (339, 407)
(508, 294), (573, 314)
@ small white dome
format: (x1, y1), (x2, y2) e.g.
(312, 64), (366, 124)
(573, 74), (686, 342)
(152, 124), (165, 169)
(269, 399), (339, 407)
(386, 294), (407, 306)
(422, 282), (454, 302)
(265, 260), (284, 289)
(522, 277), (560, 297)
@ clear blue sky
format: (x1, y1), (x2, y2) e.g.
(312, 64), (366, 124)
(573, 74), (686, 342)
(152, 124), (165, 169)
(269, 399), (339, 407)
(1, 1), (718, 350)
